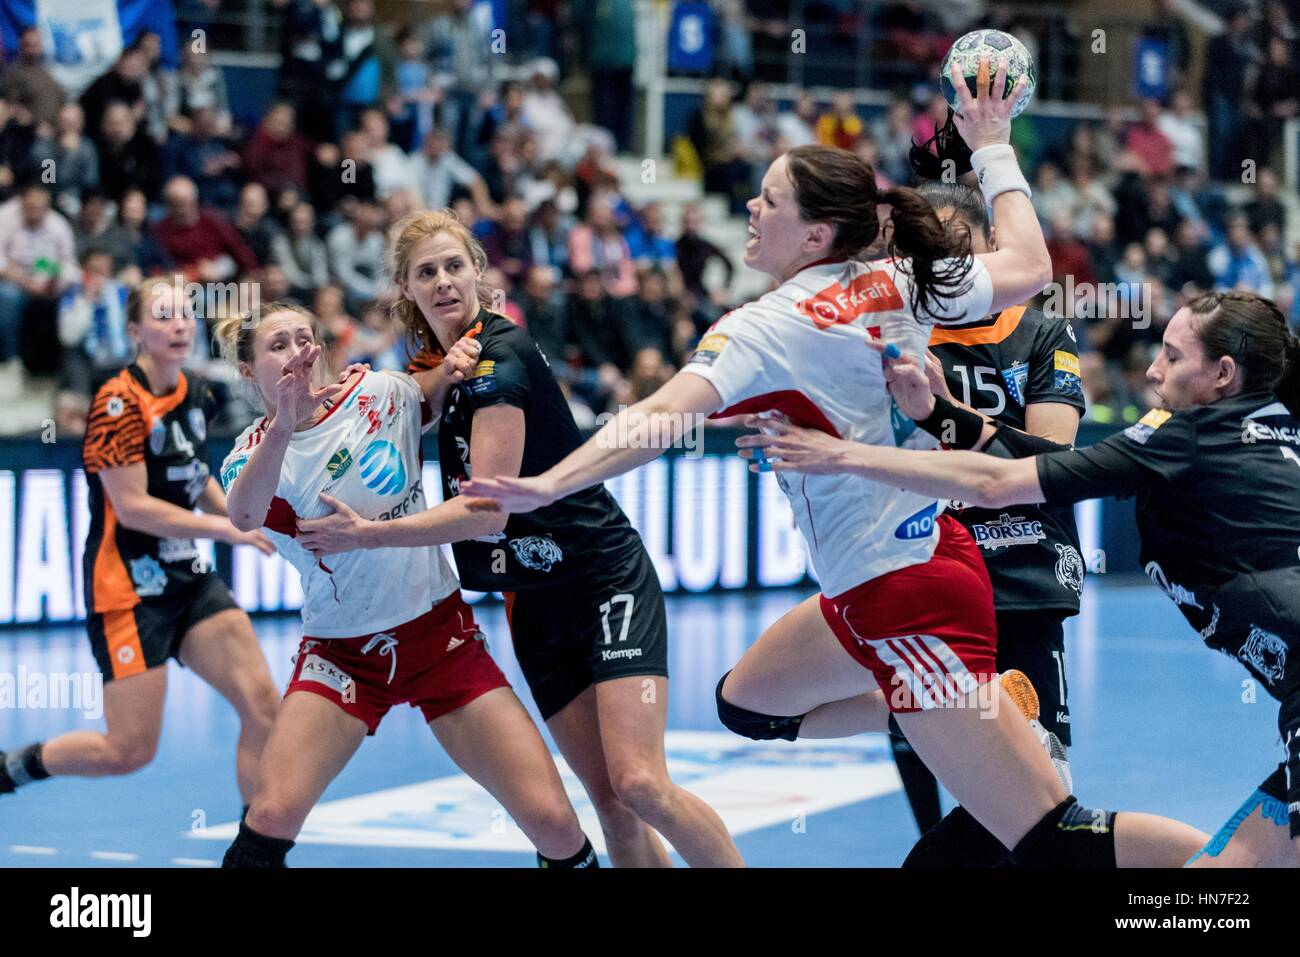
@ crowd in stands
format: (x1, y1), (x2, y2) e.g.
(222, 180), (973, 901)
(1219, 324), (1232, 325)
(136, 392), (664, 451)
(0, 0), (1297, 439)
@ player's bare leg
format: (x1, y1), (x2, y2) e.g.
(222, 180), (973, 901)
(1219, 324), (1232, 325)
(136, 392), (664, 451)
(546, 685), (672, 867)
(431, 686), (588, 861)
(37, 666), (167, 777)
(1187, 792), (1297, 868)
(178, 608), (279, 801)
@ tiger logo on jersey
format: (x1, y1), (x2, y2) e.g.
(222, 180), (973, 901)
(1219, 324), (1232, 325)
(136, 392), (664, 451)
(1240, 625), (1287, 686)
(1054, 544), (1084, 594)
(509, 535), (564, 572)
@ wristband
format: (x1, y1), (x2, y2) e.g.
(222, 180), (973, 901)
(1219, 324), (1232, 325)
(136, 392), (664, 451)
(970, 144), (1032, 202)
(916, 395), (987, 449)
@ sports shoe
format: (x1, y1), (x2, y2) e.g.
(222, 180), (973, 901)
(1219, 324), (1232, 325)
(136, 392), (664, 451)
(999, 670), (1072, 793)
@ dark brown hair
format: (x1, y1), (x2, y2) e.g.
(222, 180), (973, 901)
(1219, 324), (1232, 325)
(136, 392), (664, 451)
(1186, 291), (1300, 415)
(784, 144), (974, 320)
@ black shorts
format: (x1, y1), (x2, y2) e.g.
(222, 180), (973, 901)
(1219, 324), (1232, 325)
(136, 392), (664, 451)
(87, 573), (239, 682)
(1258, 689), (1300, 839)
(503, 539), (669, 721)
(996, 609), (1071, 746)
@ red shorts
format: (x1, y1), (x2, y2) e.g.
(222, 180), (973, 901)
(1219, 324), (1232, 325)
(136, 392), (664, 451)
(820, 515), (998, 714)
(286, 591), (510, 735)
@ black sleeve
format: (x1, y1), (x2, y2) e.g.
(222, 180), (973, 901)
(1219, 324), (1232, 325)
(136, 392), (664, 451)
(459, 336), (532, 414)
(1026, 313), (1086, 412)
(1035, 409), (1196, 505)
(985, 423), (1070, 459)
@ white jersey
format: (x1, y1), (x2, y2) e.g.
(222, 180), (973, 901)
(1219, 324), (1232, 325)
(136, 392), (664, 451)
(221, 370), (459, 637)
(683, 256), (995, 597)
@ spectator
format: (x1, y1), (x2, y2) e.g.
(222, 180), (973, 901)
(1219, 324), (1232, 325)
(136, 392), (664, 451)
(30, 103), (99, 217)
(153, 176), (258, 281)
(1084, 212), (1120, 285)
(309, 131), (377, 213)
(1032, 162), (1079, 227)
(96, 101), (163, 203)
(390, 26), (442, 154)
(257, 261), (299, 306)
(96, 188), (170, 280)
(776, 91), (819, 149)
(675, 203), (733, 299)
(516, 264), (567, 363)
(527, 197), (571, 274)
(1245, 167), (1287, 236)
(1155, 89), (1204, 174)
(565, 268), (632, 406)
(616, 346), (674, 404)
(0, 183), (79, 373)
(72, 190), (113, 258)
(481, 130), (524, 205)
(80, 47), (148, 146)
(1125, 98), (1175, 179)
(331, 0), (396, 140)
(56, 248), (131, 399)
(573, 0), (637, 152)
(233, 182), (280, 268)
(870, 96), (914, 185)
(350, 302), (405, 369)
(0, 99), (40, 195)
(1167, 218), (1215, 295)
(1202, 5), (1260, 179)
(131, 31), (175, 145)
(243, 101), (315, 199)
(621, 269), (677, 359)
(272, 202), (330, 301)
(312, 283), (356, 372)
(164, 105), (242, 209)
(625, 201), (677, 269)
(816, 90), (864, 151)
(520, 58), (578, 165)
(166, 42), (232, 137)
(479, 197), (534, 287)
(1208, 214), (1275, 298)
(1045, 211), (1096, 290)
(477, 79), (531, 155)
(326, 198), (385, 312)
(0, 27), (64, 128)
(1247, 35), (1300, 168)
(688, 78), (751, 215)
(422, 0), (496, 157)
(408, 127), (491, 213)
(272, 0), (342, 143)
(1065, 155), (1116, 240)
(567, 193), (637, 298)
(357, 107), (416, 200)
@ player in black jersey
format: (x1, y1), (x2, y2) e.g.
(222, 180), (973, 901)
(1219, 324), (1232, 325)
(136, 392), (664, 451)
(294, 209), (743, 866)
(890, 181), (1087, 849)
(738, 289), (1300, 866)
(0, 277), (280, 812)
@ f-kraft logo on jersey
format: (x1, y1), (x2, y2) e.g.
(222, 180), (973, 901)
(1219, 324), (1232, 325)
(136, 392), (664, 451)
(50, 887), (151, 937)
(1123, 408), (1172, 445)
(795, 270), (903, 329)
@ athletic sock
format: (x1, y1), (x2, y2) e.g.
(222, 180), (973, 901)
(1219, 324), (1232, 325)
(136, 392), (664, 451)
(0, 743), (50, 792)
(889, 736), (943, 833)
(222, 819), (295, 868)
(537, 836), (599, 868)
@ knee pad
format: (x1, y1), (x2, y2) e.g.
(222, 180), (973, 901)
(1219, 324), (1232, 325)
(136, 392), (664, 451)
(1011, 796), (1117, 868)
(903, 806), (1011, 868)
(715, 672), (805, 741)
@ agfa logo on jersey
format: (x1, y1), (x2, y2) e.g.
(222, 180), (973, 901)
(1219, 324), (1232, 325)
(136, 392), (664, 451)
(795, 270), (903, 329)
(689, 333), (729, 367)
(1052, 350), (1083, 397)
(894, 502), (938, 540)
(969, 513), (1044, 549)
(326, 447), (354, 479)
(358, 440), (407, 495)
(130, 555), (168, 597)
(1000, 363), (1029, 407)
(1124, 408), (1171, 445)
(1240, 625), (1287, 686)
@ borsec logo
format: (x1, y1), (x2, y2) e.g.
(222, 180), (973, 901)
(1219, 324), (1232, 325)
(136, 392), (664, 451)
(358, 440), (406, 495)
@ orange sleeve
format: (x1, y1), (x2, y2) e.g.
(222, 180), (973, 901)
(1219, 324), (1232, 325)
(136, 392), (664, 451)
(407, 347), (444, 373)
(83, 385), (147, 473)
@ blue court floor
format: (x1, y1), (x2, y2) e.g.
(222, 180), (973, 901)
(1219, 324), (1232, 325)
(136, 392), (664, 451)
(0, 582), (1281, 867)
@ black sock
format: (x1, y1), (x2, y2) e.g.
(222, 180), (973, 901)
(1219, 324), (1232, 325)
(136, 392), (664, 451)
(889, 736), (943, 833)
(537, 836), (599, 868)
(222, 819), (295, 868)
(1, 743), (50, 792)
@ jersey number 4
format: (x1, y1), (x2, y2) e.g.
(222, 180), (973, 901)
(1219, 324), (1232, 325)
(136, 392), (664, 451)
(599, 593), (635, 645)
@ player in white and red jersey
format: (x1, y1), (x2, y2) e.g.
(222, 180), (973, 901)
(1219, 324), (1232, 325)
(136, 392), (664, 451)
(214, 302), (597, 868)
(464, 58), (1205, 866)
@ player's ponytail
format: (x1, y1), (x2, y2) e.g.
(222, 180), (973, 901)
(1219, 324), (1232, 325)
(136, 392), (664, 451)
(1186, 291), (1300, 416)
(881, 185), (975, 321)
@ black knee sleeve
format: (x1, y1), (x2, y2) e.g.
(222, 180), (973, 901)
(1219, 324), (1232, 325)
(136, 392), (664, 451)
(1011, 796), (1117, 868)
(715, 673), (804, 741)
(903, 806), (1011, 867)
(222, 820), (295, 868)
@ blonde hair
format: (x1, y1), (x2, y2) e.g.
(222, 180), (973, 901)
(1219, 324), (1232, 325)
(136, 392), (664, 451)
(386, 207), (496, 357)
(213, 301), (321, 368)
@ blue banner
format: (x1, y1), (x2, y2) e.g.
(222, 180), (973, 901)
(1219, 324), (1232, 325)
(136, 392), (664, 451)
(0, 0), (178, 70)
(668, 2), (715, 73)
(1134, 36), (1170, 103)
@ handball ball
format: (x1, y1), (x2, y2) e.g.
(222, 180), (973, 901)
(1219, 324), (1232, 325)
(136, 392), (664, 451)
(940, 29), (1036, 119)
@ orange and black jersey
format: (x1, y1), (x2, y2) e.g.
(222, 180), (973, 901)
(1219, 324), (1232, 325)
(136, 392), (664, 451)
(928, 306), (1087, 615)
(83, 364), (217, 612)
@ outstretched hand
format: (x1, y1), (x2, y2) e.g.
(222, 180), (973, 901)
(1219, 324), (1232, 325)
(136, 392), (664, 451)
(734, 415), (858, 475)
(459, 475), (559, 515)
(270, 343), (344, 434)
(948, 53), (1029, 151)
